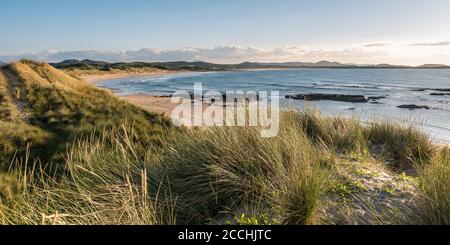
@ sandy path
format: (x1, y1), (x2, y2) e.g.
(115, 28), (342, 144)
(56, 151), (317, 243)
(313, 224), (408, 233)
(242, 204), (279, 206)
(2, 68), (30, 122)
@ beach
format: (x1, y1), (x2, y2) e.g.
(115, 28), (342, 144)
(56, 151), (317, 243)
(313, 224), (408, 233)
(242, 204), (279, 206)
(80, 70), (180, 83)
(92, 69), (450, 144)
(119, 94), (176, 116)
(82, 72), (183, 116)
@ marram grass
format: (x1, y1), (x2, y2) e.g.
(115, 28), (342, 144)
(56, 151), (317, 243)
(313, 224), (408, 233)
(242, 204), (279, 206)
(0, 109), (446, 225)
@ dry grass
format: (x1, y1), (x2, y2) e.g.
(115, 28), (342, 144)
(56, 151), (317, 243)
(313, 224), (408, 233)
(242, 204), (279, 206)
(416, 148), (450, 224)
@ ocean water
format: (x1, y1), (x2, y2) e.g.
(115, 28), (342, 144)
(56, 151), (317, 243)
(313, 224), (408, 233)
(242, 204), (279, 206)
(97, 69), (450, 143)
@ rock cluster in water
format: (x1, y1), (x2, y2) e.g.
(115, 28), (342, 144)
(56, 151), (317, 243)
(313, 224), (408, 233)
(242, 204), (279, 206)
(285, 93), (369, 103)
(397, 104), (431, 110)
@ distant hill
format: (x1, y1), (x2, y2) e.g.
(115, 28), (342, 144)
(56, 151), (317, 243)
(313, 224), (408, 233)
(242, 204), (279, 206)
(417, 64), (450, 68)
(0, 60), (171, 169)
(51, 59), (449, 72)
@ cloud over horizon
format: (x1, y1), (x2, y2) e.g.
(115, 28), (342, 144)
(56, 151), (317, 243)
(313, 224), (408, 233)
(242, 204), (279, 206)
(408, 41), (450, 47)
(0, 42), (449, 66)
(0, 46), (387, 64)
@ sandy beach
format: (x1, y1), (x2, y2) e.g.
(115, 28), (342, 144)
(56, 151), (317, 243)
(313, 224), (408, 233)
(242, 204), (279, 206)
(119, 94), (177, 116)
(81, 70), (180, 83)
(81, 71), (187, 117)
(82, 72), (185, 116)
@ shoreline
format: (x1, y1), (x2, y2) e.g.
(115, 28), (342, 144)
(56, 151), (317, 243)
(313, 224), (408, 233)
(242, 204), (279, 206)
(119, 94), (175, 116)
(81, 70), (182, 83)
(83, 71), (450, 146)
(80, 71), (182, 116)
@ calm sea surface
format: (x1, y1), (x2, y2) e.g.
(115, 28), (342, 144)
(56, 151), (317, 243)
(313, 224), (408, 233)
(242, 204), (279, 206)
(97, 69), (450, 143)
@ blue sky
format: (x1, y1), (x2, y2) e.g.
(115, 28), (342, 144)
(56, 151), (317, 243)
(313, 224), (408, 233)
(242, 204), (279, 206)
(1, 0), (450, 65)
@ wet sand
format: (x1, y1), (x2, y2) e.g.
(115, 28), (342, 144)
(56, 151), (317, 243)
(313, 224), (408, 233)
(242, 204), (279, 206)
(119, 94), (177, 116)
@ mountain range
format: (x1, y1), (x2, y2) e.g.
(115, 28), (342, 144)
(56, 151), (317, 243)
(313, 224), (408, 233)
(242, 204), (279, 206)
(49, 59), (450, 71)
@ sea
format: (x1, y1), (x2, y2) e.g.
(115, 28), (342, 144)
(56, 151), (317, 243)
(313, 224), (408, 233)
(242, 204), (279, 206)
(97, 69), (450, 143)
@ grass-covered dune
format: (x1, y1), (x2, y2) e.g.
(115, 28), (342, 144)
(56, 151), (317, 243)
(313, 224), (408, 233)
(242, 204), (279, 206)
(0, 60), (450, 225)
(0, 60), (171, 174)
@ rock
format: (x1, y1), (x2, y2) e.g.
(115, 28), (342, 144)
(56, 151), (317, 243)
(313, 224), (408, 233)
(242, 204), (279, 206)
(430, 93), (450, 96)
(410, 88), (450, 92)
(182, 92), (260, 103)
(397, 104), (431, 110)
(368, 96), (387, 100)
(285, 93), (368, 103)
(410, 88), (427, 92)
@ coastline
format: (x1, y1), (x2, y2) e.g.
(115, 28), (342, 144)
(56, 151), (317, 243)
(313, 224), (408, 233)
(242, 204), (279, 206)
(81, 70), (181, 83)
(84, 71), (450, 146)
(83, 72), (186, 116)
(119, 94), (175, 116)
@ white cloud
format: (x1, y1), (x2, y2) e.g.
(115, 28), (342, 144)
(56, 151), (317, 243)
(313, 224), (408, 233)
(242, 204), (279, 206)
(1, 43), (449, 65)
(408, 41), (450, 47)
(0, 46), (386, 64)
(362, 43), (392, 48)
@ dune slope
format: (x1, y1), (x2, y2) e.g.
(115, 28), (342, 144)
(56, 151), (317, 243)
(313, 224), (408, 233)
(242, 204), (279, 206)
(0, 60), (171, 169)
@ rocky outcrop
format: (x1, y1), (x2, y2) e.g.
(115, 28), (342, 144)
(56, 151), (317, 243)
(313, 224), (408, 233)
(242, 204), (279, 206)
(286, 93), (368, 103)
(397, 104), (431, 110)
(411, 88), (450, 92)
(368, 96), (387, 100)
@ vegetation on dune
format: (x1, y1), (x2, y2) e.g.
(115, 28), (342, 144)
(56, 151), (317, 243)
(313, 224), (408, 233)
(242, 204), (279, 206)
(0, 60), (172, 170)
(0, 60), (449, 225)
(0, 112), (334, 225)
(417, 148), (450, 224)
(366, 121), (434, 170)
(0, 72), (18, 121)
(0, 106), (447, 225)
(153, 113), (333, 224)
(0, 69), (50, 169)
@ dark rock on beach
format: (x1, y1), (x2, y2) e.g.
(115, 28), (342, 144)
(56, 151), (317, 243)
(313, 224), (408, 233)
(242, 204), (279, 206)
(411, 88), (450, 92)
(397, 104), (431, 110)
(410, 88), (427, 92)
(285, 93), (368, 103)
(368, 96), (387, 100)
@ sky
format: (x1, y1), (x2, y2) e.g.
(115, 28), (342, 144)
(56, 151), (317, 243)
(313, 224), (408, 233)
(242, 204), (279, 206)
(1, 0), (450, 65)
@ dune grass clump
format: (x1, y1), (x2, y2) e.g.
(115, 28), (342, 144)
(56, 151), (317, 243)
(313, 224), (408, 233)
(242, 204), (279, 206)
(150, 111), (333, 224)
(416, 148), (450, 224)
(285, 109), (366, 154)
(0, 129), (177, 225)
(0, 121), (50, 169)
(366, 121), (434, 170)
